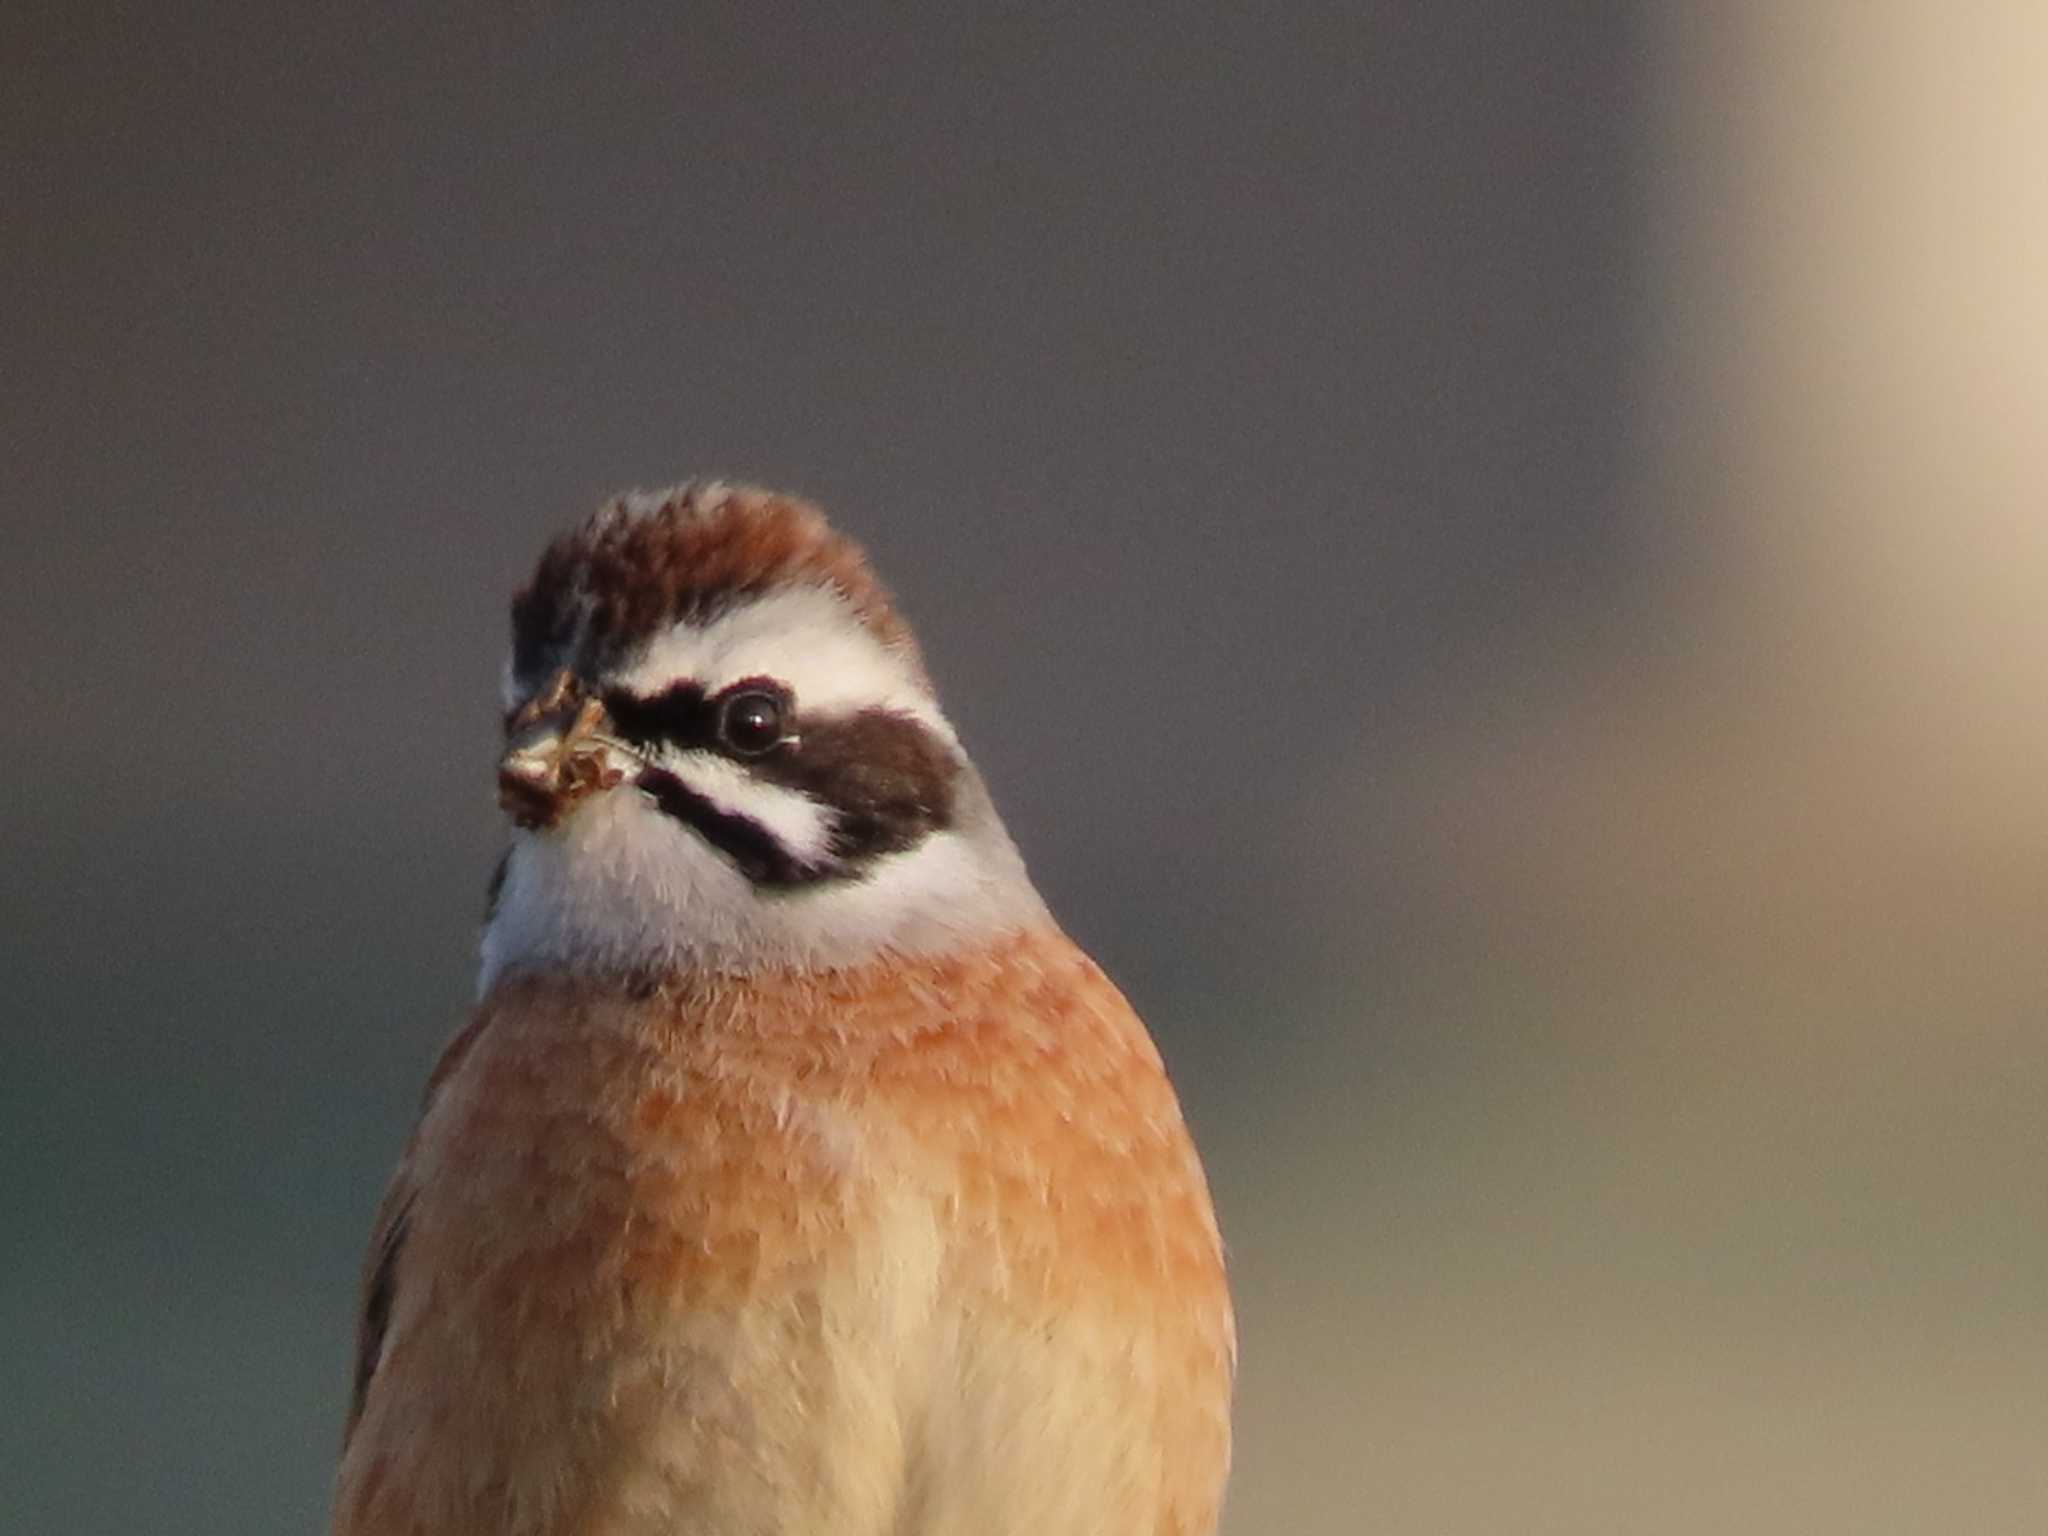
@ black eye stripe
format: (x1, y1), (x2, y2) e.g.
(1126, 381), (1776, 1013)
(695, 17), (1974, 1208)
(605, 678), (796, 759)
(604, 682), (712, 748)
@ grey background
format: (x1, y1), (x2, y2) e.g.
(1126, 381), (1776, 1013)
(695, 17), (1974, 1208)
(9, 5), (2045, 1533)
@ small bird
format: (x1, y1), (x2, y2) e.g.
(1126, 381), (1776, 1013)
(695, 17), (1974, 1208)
(331, 483), (1234, 1536)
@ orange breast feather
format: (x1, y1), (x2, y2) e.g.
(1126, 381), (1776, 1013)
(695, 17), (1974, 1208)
(334, 927), (1232, 1536)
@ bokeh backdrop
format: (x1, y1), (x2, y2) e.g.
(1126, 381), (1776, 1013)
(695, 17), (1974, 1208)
(6, 5), (2045, 1532)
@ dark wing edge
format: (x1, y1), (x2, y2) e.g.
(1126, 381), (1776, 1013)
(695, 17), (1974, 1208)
(344, 1179), (415, 1445)
(340, 1009), (496, 1447)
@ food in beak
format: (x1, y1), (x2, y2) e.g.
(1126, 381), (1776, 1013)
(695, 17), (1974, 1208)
(498, 672), (625, 830)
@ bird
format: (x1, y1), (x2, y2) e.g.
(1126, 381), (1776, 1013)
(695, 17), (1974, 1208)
(331, 481), (1234, 1536)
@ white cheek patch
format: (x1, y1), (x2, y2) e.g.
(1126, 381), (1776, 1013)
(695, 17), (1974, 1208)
(478, 787), (1048, 987)
(609, 586), (955, 744)
(478, 794), (752, 994)
(649, 749), (839, 867)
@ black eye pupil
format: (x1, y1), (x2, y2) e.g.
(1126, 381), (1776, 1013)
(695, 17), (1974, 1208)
(720, 690), (785, 755)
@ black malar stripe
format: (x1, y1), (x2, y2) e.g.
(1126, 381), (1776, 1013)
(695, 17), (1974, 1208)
(634, 766), (834, 888)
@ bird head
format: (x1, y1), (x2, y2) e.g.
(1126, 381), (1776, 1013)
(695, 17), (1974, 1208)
(478, 482), (1042, 990)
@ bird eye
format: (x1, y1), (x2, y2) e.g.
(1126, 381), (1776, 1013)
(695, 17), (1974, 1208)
(716, 686), (789, 757)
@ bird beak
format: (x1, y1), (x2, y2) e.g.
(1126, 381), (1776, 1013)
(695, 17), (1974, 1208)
(498, 669), (628, 830)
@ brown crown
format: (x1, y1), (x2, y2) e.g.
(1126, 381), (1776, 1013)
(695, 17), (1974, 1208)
(510, 483), (923, 685)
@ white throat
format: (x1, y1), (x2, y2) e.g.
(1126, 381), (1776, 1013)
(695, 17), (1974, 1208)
(476, 778), (1044, 989)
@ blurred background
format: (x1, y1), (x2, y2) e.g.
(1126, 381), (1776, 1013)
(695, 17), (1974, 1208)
(5, 4), (2045, 1531)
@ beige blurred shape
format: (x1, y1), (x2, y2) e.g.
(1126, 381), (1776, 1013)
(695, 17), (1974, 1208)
(1230, 7), (2048, 1533)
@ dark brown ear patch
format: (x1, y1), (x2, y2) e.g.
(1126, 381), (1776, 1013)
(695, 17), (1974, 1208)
(347, 1192), (413, 1438)
(759, 707), (960, 864)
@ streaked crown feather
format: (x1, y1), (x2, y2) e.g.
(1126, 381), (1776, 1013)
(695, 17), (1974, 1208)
(509, 481), (925, 694)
